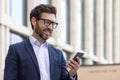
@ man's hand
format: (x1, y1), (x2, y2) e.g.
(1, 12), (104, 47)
(67, 57), (80, 77)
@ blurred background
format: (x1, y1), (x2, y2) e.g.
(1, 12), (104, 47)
(0, 0), (120, 79)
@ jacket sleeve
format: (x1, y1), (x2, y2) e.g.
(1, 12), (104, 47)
(59, 50), (77, 80)
(4, 45), (18, 80)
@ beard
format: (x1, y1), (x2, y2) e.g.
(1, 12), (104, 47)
(34, 23), (53, 40)
(38, 30), (51, 40)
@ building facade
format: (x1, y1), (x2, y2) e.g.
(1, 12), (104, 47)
(0, 0), (120, 79)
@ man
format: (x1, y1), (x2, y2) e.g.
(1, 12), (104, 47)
(4, 4), (80, 80)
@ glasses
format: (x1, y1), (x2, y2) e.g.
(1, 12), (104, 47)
(37, 17), (58, 28)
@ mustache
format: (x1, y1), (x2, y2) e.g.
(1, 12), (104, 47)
(35, 28), (52, 34)
(35, 28), (52, 40)
(43, 29), (52, 33)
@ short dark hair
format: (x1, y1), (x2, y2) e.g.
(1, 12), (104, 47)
(30, 4), (57, 29)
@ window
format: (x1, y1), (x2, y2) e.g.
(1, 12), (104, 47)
(9, 0), (27, 26)
(81, 0), (85, 50)
(93, 0), (96, 55)
(37, 0), (51, 4)
(61, 0), (70, 44)
(9, 32), (24, 44)
(80, 0), (84, 50)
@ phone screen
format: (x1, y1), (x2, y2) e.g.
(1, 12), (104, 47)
(73, 52), (84, 62)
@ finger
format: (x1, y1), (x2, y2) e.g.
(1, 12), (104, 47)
(76, 57), (80, 64)
(67, 61), (75, 69)
(70, 59), (80, 68)
(68, 60), (79, 70)
(67, 63), (73, 70)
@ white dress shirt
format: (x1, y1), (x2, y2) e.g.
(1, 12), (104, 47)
(29, 36), (76, 80)
(29, 36), (50, 80)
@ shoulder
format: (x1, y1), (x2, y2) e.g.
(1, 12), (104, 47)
(48, 44), (65, 58)
(48, 44), (62, 54)
(9, 39), (29, 49)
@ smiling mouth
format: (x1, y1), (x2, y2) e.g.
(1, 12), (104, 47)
(42, 31), (52, 39)
(43, 29), (52, 35)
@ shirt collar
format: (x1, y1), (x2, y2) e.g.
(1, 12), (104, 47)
(29, 36), (48, 47)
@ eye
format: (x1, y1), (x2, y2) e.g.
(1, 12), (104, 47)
(38, 18), (58, 28)
(44, 20), (51, 25)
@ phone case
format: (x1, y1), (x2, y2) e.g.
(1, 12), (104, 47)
(73, 52), (84, 62)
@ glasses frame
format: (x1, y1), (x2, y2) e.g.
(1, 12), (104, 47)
(36, 17), (58, 29)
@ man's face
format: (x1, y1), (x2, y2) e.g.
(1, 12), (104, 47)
(33, 13), (57, 40)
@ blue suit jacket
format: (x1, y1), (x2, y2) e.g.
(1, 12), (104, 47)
(4, 39), (77, 80)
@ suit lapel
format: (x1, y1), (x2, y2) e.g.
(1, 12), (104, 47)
(24, 39), (40, 77)
(48, 44), (55, 80)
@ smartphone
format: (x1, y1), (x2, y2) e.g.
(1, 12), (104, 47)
(73, 52), (84, 62)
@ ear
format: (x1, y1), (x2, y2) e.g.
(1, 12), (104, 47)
(31, 17), (37, 29)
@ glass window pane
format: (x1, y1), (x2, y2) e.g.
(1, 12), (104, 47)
(9, 0), (26, 25)
(61, 0), (70, 44)
(37, 0), (51, 4)
(9, 33), (24, 44)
